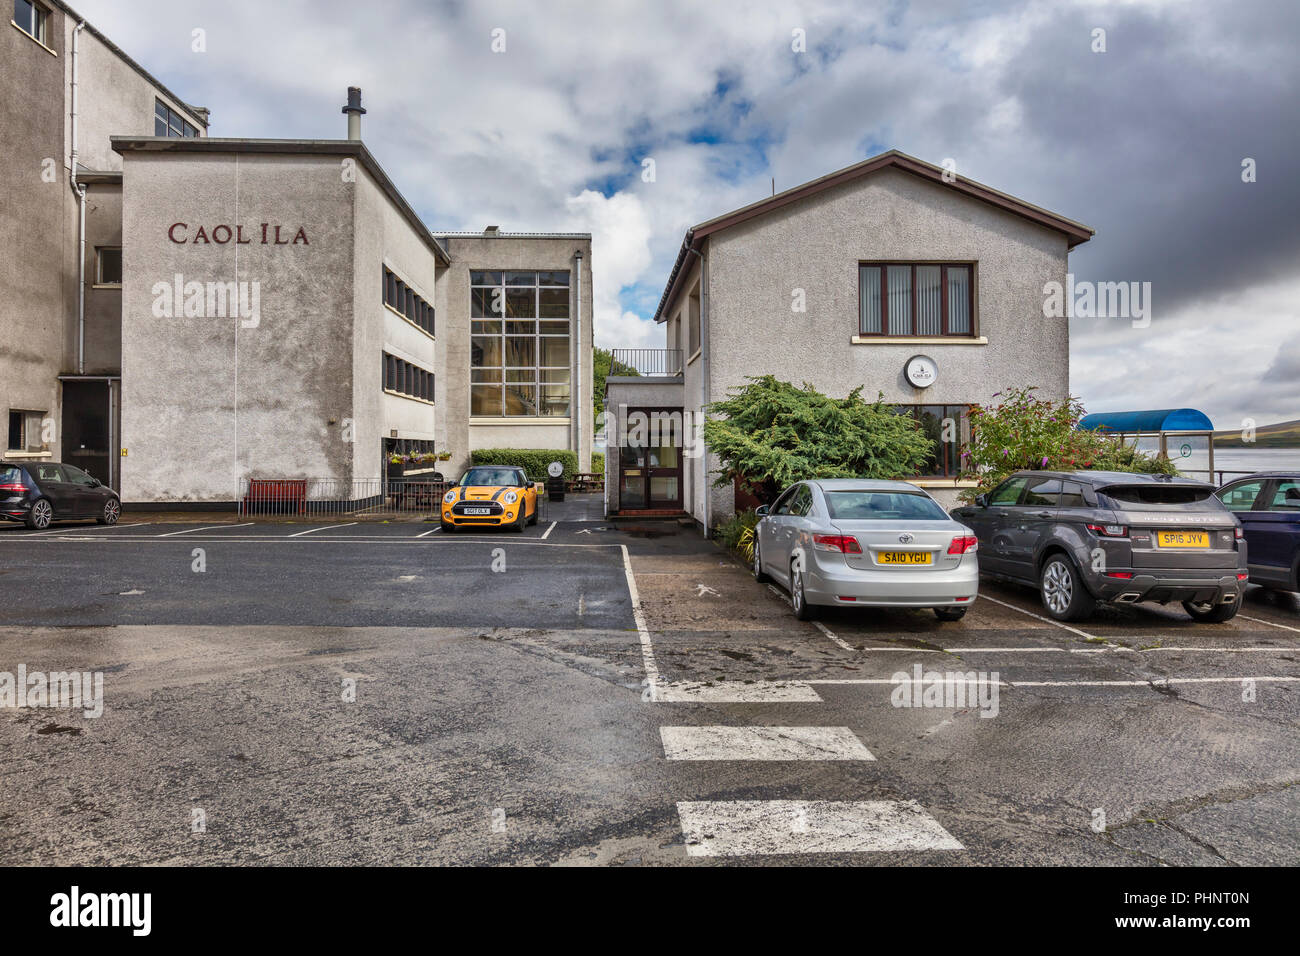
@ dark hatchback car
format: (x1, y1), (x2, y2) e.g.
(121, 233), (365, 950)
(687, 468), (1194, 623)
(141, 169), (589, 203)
(952, 470), (1247, 622)
(0, 460), (120, 529)
(1216, 472), (1300, 592)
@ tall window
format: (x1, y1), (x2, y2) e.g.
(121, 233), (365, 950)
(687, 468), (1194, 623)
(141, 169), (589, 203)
(470, 270), (571, 417)
(13, 0), (49, 44)
(154, 99), (199, 138)
(383, 266), (434, 336)
(96, 247), (122, 286)
(383, 353), (433, 402)
(892, 405), (969, 477)
(859, 263), (973, 337)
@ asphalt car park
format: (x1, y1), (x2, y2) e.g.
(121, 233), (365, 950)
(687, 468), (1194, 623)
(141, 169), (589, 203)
(0, 504), (1297, 865)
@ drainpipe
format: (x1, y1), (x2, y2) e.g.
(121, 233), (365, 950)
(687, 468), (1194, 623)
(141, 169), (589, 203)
(685, 243), (708, 534)
(71, 20), (88, 374)
(574, 248), (583, 468)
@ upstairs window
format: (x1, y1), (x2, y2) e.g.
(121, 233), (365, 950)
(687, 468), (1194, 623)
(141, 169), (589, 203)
(859, 263), (973, 337)
(96, 247), (122, 286)
(155, 99), (199, 138)
(470, 270), (571, 417)
(13, 0), (50, 45)
(383, 266), (434, 336)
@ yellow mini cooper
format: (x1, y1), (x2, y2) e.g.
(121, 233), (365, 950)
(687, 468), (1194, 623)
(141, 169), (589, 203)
(441, 466), (541, 532)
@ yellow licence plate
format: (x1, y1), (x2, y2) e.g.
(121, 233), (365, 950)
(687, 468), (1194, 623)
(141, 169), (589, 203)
(1156, 530), (1209, 548)
(878, 551), (933, 565)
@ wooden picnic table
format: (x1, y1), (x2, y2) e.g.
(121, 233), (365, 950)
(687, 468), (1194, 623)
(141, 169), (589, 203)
(567, 472), (604, 493)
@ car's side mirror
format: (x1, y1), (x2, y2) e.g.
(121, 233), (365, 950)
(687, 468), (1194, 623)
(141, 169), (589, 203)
(974, 494), (988, 508)
(754, 505), (770, 516)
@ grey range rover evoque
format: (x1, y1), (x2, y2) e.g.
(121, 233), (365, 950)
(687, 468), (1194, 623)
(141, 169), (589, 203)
(951, 470), (1248, 623)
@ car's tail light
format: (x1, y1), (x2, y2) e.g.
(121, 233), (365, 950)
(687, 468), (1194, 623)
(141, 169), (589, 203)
(1086, 523), (1128, 537)
(813, 534), (861, 554)
(947, 535), (978, 555)
(1105, 571), (1134, 579)
(1236, 572), (1249, 582)
(0, 483), (25, 494)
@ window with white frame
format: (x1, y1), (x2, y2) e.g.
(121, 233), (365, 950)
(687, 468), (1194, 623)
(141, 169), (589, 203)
(470, 270), (571, 417)
(13, 0), (50, 44)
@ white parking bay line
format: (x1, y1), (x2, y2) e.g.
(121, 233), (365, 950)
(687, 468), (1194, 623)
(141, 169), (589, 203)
(814, 621), (855, 652)
(622, 544), (661, 700)
(661, 726), (874, 761)
(415, 527), (441, 537)
(657, 681), (823, 703)
(978, 593), (1099, 641)
(1239, 614), (1300, 635)
(157, 523), (254, 537)
(677, 800), (963, 857)
(541, 521), (556, 540)
(287, 523), (357, 537)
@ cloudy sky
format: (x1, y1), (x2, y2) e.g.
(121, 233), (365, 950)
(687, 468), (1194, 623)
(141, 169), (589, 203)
(70, 0), (1299, 428)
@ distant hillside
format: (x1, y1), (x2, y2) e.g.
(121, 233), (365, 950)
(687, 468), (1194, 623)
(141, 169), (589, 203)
(1215, 418), (1300, 448)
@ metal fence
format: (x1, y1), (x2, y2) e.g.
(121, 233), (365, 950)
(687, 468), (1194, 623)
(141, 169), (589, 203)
(237, 477), (452, 518)
(610, 348), (684, 377)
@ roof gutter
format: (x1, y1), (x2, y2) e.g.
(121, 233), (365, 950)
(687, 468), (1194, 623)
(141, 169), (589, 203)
(652, 229), (696, 324)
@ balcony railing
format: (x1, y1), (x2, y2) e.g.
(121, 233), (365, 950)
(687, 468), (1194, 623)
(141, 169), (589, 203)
(609, 348), (684, 377)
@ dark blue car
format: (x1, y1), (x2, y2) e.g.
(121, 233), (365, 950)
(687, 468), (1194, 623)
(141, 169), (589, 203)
(1216, 472), (1300, 591)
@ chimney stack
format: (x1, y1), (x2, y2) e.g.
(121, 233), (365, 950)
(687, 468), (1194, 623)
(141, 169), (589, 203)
(342, 87), (366, 141)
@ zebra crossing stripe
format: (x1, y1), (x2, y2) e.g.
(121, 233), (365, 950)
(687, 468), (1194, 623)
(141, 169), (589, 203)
(656, 680), (822, 703)
(677, 799), (963, 856)
(661, 726), (874, 761)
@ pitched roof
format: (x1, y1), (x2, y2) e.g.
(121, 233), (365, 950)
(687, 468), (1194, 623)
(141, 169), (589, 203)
(653, 149), (1094, 322)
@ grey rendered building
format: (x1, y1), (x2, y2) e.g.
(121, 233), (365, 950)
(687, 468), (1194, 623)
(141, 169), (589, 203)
(606, 150), (1093, 524)
(3, 1), (593, 504)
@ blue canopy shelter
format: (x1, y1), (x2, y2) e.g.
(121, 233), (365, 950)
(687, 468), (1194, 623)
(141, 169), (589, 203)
(1078, 408), (1216, 479)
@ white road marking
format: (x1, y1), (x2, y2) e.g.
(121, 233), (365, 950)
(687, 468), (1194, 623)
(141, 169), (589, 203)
(657, 681), (822, 703)
(621, 544), (660, 701)
(577, 593), (586, 619)
(694, 583), (721, 597)
(661, 726), (874, 761)
(814, 621), (855, 652)
(806, 676), (1300, 687)
(977, 593), (1101, 641)
(4, 537), (622, 547)
(541, 521), (556, 540)
(677, 800), (963, 856)
(415, 527), (441, 537)
(767, 584), (790, 605)
(17, 524), (105, 537)
(287, 523), (357, 537)
(1239, 614), (1300, 634)
(157, 522), (255, 537)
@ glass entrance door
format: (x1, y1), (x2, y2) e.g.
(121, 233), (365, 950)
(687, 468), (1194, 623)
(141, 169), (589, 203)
(618, 407), (683, 510)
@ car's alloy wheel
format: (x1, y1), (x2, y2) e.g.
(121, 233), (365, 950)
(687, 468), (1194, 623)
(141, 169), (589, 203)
(791, 565), (814, 621)
(28, 498), (53, 530)
(752, 537), (768, 582)
(100, 499), (120, 525)
(1042, 560), (1073, 616)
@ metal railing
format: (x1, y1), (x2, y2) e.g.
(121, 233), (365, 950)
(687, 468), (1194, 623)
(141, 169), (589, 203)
(237, 477), (452, 518)
(610, 348), (684, 377)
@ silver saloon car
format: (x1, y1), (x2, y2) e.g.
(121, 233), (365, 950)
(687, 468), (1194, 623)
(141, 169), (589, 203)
(752, 479), (979, 622)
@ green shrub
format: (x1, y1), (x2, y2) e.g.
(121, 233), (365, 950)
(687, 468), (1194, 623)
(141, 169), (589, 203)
(716, 509), (760, 562)
(703, 375), (935, 501)
(591, 452), (605, 476)
(961, 387), (1177, 501)
(469, 448), (579, 480)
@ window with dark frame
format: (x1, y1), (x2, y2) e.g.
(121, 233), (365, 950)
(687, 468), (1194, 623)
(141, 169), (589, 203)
(383, 266), (435, 336)
(96, 247), (122, 285)
(154, 99), (199, 138)
(859, 263), (973, 337)
(890, 404), (970, 478)
(7, 411), (24, 451)
(13, 0), (50, 44)
(383, 352), (433, 402)
(470, 270), (571, 418)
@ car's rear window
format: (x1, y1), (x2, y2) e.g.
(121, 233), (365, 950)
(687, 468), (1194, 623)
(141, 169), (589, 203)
(824, 491), (948, 521)
(1099, 484), (1222, 511)
(460, 468), (524, 487)
(0, 466), (22, 484)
